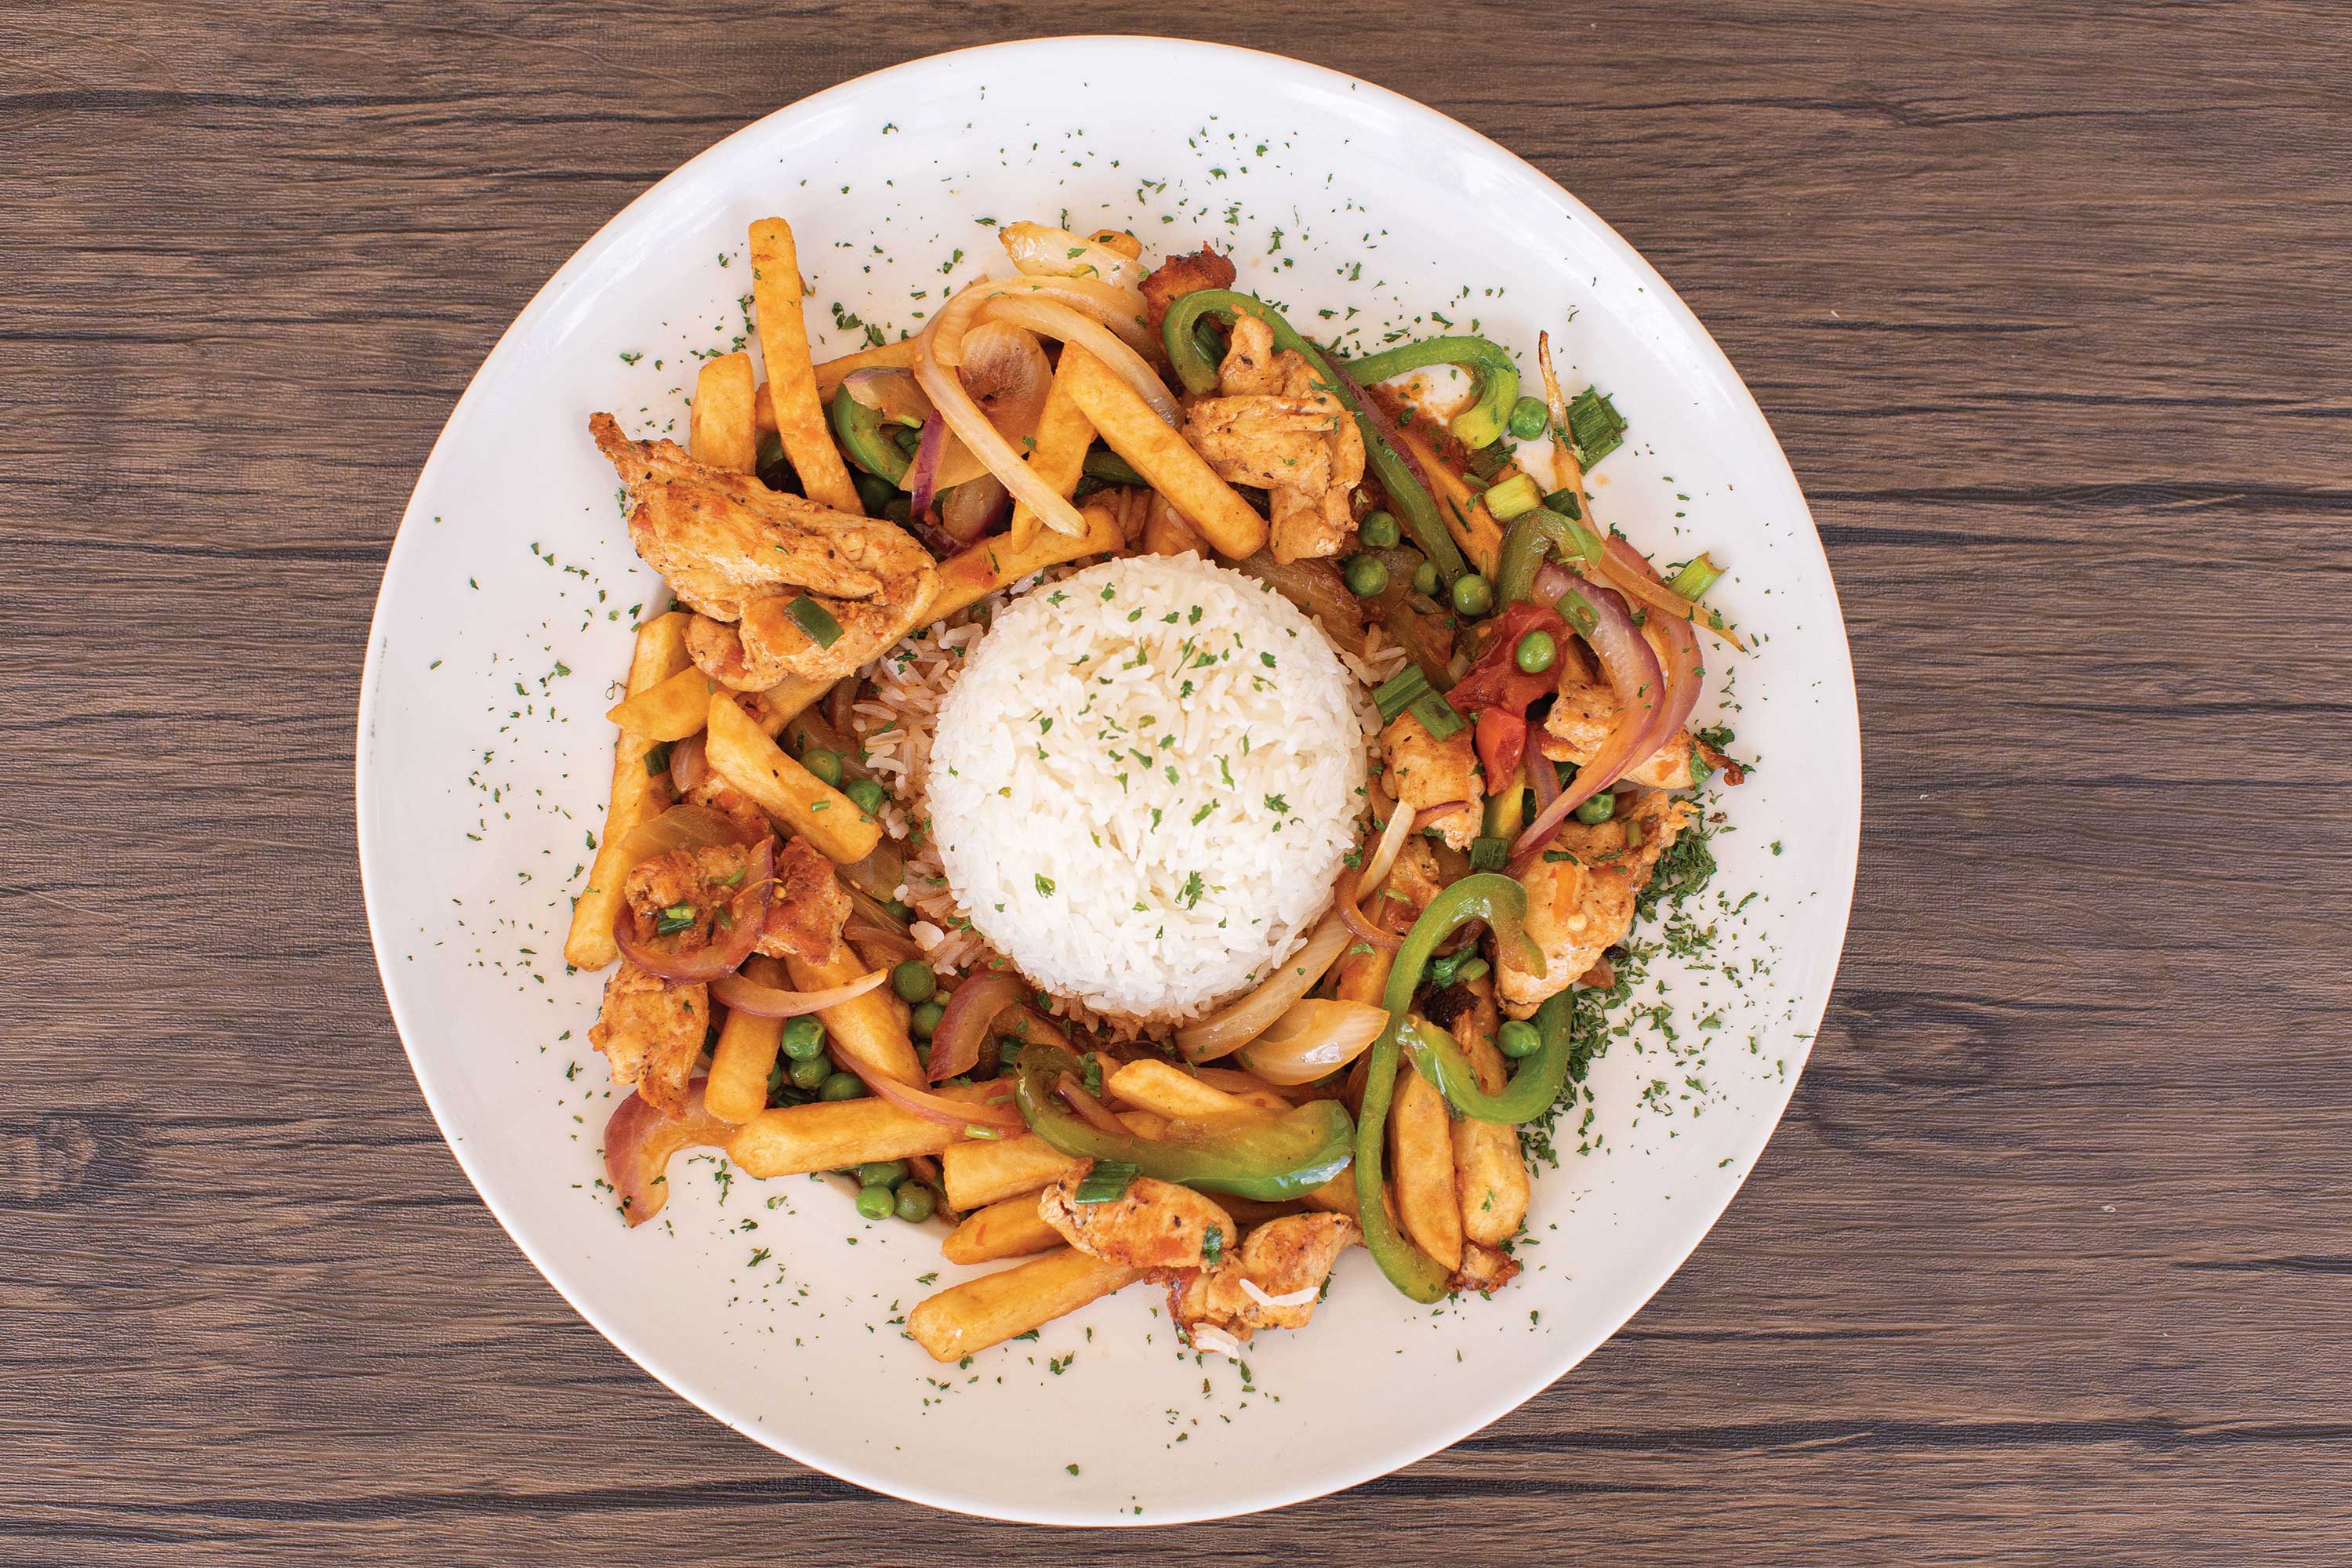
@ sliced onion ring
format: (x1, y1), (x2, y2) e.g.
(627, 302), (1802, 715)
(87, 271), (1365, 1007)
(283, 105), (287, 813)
(1236, 998), (1390, 1087)
(979, 294), (1181, 425)
(906, 414), (946, 518)
(1335, 867), (1402, 953)
(840, 366), (931, 424)
(1359, 803), (1417, 893)
(666, 731), (707, 793)
(612, 837), (772, 983)
(999, 220), (1146, 293)
(835, 1050), (1024, 1130)
(1058, 1075), (1131, 1138)
(710, 964), (888, 1018)
(1508, 587), (1674, 877)
(926, 968), (1027, 1083)
(1175, 913), (1356, 1063)
(1413, 800), (1470, 832)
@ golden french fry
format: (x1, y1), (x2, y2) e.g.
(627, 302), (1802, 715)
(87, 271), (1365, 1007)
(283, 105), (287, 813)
(749, 674), (829, 737)
(727, 1081), (1006, 1177)
(783, 935), (923, 1083)
(812, 339), (918, 401)
(1007, 350), (1098, 552)
(1104, 1059), (1283, 1122)
(691, 351), (760, 474)
(942, 1195), (1064, 1265)
(1392, 423), (1504, 579)
(1142, 492), (1207, 557)
(563, 612), (693, 969)
(1300, 1171), (1360, 1220)
(1450, 984), (1530, 1247)
(1058, 346), (1267, 558)
(604, 665), (714, 741)
(1390, 1068), (1464, 1271)
(931, 500), (1123, 624)
(908, 1248), (1144, 1362)
(704, 956), (788, 1123)
(938, 1111), (1163, 1210)
(703, 691), (880, 863)
(748, 217), (861, 514)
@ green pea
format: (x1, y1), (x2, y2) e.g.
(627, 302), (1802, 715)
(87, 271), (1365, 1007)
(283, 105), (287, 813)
(884, 898), (914, 923)
(801, 747), (843, 787)
(1345, 554), (1390, 597)
(1358, 510), (1401, 549)
(855, 1183), (896, 1221)
(1507, 396), (1550, 441)
(909, 1000), (945, 1040)
(1515, 630), (1557, 674)
(845, 778), (887, 815)
(857, 1160), (909, 1189)
(780, 1015), (827, 1061)
(1574, 791), (1617, 825)
(1497, 1019), (1542, 1058)
(891, 960), (937, 1004)
(787, 1053), (833, 1091)
(894, 1185), (937, 1223)
(818, 1071), (866, 1102)
(1412, 560), (1440, 597)
(1450, 573), (1495, 618)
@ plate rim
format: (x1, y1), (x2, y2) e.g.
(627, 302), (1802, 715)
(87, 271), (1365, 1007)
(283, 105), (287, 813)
(355, 33), (1862, 1526)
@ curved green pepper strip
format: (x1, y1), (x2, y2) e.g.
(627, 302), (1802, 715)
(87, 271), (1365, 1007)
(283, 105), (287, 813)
(1160, 289), (1469, 587)
(1356, 873), (1541, 1301)
(1398, 990), (1575, 1125)
(1012, 1045), (1356, 1201)
(1080, 448), (1146, 487)
(829, 385), (909, 484)
(1341, 336), (1522, 449)
(1494, 506), (1609, 608)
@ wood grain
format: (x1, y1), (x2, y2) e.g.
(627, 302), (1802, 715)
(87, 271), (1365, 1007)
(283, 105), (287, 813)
(5, 2), (2350, 1563)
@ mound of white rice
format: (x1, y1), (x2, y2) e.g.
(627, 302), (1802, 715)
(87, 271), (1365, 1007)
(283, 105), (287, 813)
(925, 552), (1368, 1024)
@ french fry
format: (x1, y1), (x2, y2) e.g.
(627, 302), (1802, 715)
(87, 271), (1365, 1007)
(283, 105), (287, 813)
(1058, 346), (1267, 558)
(1390, 1069), (1465, 1272)
(563, 612), (693, 969)
(1142, 492), (1207, 556)
(704, 955), (788, 1123)
(1105, 1059), (1283, 1122)
(942, 1194), (1064, 1265)
(1450, 982), (1530, 1247)
(938, 1111), (1163, 1210)
(604, 666), (715, 741)
(1300, 1171), (1361, 1220)
(908, 1248), (1143, 1363)
(703, 691), (880, 863)
(785, 935), (924, 1083)
(751, 674), (830, 737)
(727, 1080), (1006, 1177)
(1007, 350), (1098, 552)
(691, 351), (760, 474)
(748, 217), (862, 514)
(813, 339), (919, 401)
(931, 499), (1123, 624)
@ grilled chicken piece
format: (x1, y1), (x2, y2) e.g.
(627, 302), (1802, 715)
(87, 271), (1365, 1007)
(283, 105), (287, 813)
(1381, 834), (1449, 917)
(1538, 634), (1697, 789)
(590, 413), (938, 684)
(1181, 315), (1364, 564)
(1138, 244), (1236, 334)
(1454, 1241), (1522, 1295)
(1381, 711), (1482, 851)
(1038, 1168), (1238, 1271)
(685, 614), (786, 692)
(680, 772), (768, 842)
(1495, 792), (1698, 1018)
(589, 960), (710, 1116)
(620, 844), (762, 954)
(1168, 1213), (1362, 1341)
(755, 835), (849, 963)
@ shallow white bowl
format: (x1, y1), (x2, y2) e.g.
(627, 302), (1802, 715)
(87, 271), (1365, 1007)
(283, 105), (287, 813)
(357, 36), (1860, 1526)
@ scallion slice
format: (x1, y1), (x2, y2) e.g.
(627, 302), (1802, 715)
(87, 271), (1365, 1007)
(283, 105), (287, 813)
(1072, 1160), (1141, 1204)
(783, 596), (844, 649)
(1408, 690), (1466, 741)
(1667, 552), (1723, 601)
(1566, 386), (1628, 467)
(1374, 666), (1433, 724)
(1468, 836), (1509, 873)
(1483, 473), (1541, 522)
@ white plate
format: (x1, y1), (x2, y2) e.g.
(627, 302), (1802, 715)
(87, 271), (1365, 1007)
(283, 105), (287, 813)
(357, 37), (1860, 1526)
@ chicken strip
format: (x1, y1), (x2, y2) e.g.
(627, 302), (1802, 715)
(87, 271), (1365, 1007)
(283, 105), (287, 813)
(755, 835), (849, 963)
(589, 960), (710, 1115)
(1138, 244), (1236, 335)
(1181, 315), (1364, 563)
(1168, 1213), (1362, 1341)
(590, 413), (938, 684)
(1381, 711), (1482, 851)
(1038, 1168), (1238, 1271)
(1538, 630), (1697, 789)
(620, 842), (763, 954)
(1454, 1241), (1522, 1295)
(1496, 791), (1698, 1018)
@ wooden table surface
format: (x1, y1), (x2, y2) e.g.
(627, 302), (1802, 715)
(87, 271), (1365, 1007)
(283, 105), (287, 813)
(9, 4), (2348, 1562)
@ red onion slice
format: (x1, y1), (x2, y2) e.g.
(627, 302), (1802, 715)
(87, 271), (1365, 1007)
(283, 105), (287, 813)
(1508, 590), (1671, 877)
(1324, 354), (1440, 504)
(710, 964), (889, 1018)
(836, 1050), (1024, 1130)
(906, 414), (946, 518)
(925, 969), (1027, 1084)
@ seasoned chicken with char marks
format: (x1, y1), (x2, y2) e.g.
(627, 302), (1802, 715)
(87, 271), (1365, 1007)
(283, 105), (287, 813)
(1381, 710), (1482, 851)
(1138, 244), (1236, 334)
(1169, 1213), (1361, 1341)
(589, 961), (709, 1115)
(755, 835), (849, 963)
(1181, 315), (1365, 564)
(590, 413), (938, 684)
(1537, 629), (1697, 789)
(621, 843), (761, 953)
(1039, 1167), (1237, 1271)
(1496, 791), (1697, 1018)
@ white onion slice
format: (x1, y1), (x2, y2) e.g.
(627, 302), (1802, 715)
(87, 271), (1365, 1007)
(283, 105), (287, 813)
(980, 295), (1181, 426)
(1000, 220), (1146, 292)
(1175, 913), (1356, 1063)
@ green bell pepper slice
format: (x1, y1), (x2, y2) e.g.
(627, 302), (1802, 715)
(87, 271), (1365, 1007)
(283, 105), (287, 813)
(1398, 989), (1575, 1125)
(829, 384), (910, 484)
(1339, 336), (1523, 449)
(1160, 289), (1470, 588)
(1356, 872), (1543, 1301)
(1494, 506), (1610, 608)
(1012, 1045), (1356, 1202)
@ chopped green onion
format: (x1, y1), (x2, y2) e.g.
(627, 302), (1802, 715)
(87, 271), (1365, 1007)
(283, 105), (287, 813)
(1483, 472), (1541, 522)
(652, 902), (696, 935)
(1566, 387), (1628, 467)
(1409, 690), (1466, 741)
(1667, 552), (1724, 601)
(1073, 1160), (1141, 1204)
(1541, 488), (1581, 519)
(783, 596), (844, 649)
(1080, 448), (1145, 486)
(1469, 836), (1509, 873)
(1374, 667), (1433, 725)
(643, 741), (673, 777)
